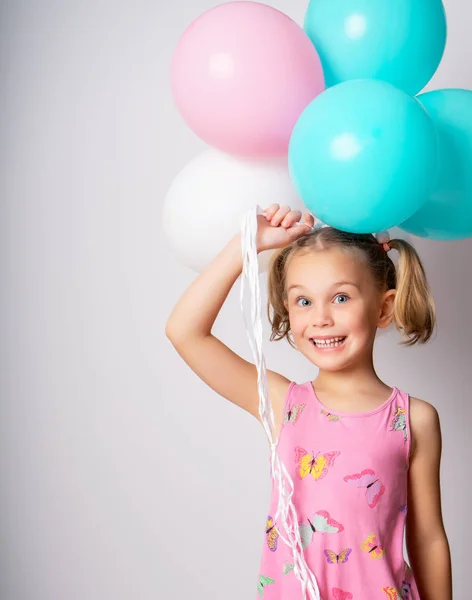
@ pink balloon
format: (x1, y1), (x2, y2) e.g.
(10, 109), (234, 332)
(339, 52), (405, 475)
(170, 1), (325, 157)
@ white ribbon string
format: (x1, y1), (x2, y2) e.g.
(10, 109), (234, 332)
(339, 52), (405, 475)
(239, 205), (322, 600)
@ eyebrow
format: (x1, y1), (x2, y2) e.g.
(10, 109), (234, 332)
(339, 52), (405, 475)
(287, 281), (360, 292)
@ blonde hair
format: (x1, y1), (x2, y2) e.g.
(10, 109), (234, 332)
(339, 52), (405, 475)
(267, 227), (436, 349)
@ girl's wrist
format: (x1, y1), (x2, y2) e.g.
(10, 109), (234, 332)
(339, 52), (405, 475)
(232, 230), (269, 255)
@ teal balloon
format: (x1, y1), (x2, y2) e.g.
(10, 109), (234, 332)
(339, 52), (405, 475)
(288, 79), (438, 234)
(399, 89), (472, 240)
(304, 0), (447, 96)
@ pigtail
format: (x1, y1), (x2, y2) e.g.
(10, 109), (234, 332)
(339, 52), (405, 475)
(389, 238), (437, 345)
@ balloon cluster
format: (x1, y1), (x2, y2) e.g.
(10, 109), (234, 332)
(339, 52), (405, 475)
(164, 0), (472, 272)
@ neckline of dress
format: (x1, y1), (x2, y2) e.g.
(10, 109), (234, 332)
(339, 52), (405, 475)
(307, 381), (399, 418)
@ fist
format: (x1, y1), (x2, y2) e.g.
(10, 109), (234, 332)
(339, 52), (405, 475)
(256, 204), (315, 253)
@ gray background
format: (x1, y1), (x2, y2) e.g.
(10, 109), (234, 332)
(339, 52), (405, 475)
(1, 1), (471, 599)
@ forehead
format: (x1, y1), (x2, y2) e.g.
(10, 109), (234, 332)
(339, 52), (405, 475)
(285, 248), (371, 291)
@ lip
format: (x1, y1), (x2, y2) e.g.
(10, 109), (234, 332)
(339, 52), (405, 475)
(310, 335), (346, 341)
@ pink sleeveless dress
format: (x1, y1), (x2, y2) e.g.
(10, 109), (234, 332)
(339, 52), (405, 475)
(256, 381), (420, 600)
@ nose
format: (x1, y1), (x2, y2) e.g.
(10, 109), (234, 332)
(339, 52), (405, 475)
(311, 304), (334, 328)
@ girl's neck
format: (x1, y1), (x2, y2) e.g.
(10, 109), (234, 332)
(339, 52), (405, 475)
(313, 366), (389, 398)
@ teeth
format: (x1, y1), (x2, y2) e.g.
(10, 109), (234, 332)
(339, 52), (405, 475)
(312, 336), (346, 347)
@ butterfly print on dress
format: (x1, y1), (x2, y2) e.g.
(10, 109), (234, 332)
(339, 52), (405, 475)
(298, 510), (344, 549)
(332, 589), (353, 600)
(324, 548), (352, 564)
(265, 516), (278, 552)
(361, 532), (385, 559)
(295, 447), (340, 481)
(343, 468), (385, 508)
(284, 403), (306, 424)
(390, 406), (408, 442)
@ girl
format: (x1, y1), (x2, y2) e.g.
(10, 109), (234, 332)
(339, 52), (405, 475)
(165, 203), (452, 600)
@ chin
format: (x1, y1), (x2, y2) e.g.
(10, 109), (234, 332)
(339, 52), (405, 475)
(316, 361), (349, 373)
(304, 351), (349, 370)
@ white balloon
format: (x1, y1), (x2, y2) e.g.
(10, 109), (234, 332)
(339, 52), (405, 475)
(162, 149), (307, 273)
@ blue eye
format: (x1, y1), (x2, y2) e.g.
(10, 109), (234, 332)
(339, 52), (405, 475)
(295, 294), (350, 307)
(296, 297), (311, 307)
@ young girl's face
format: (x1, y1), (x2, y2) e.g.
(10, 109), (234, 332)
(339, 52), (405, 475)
(283, 247), (389, 370)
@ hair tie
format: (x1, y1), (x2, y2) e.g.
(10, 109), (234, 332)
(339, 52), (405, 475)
(376, 230), (391, 253)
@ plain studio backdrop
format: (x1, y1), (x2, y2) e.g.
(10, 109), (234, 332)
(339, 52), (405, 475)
(1, 0), (471, 598)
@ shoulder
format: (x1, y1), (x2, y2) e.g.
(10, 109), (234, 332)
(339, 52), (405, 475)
(409, 395), (441, 457)
(409, 395), (440, 428)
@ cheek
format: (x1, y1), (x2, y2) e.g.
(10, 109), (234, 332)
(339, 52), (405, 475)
(339, 305), (370, 330)
(287, 312), (306, 335)
(350, 307), (376, 331)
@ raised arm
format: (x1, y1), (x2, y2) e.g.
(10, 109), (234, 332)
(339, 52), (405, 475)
(165, 205), (313, 433)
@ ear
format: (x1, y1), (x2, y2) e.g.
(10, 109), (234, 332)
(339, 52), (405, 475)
(377, 289), (396, 329)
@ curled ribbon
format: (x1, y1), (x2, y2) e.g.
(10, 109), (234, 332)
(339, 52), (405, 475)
(239, 205), (322, 600)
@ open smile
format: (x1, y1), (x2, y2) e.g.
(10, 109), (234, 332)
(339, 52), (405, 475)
(310, 336), (347, 351)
